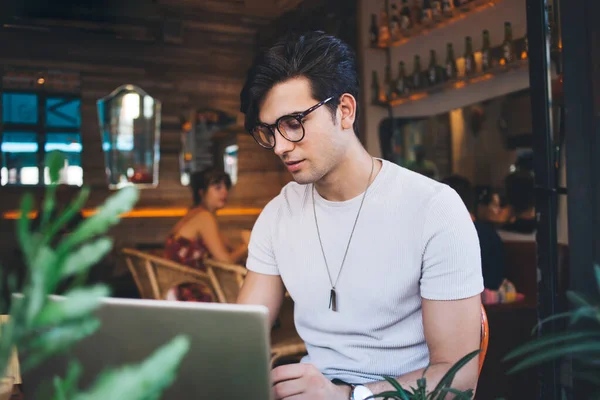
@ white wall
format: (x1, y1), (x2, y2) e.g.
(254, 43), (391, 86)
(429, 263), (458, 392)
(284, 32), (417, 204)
(357, 0), (529, 157)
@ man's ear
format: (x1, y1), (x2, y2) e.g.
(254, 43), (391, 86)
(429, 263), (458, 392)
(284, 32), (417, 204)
(338, 93), (357, 130)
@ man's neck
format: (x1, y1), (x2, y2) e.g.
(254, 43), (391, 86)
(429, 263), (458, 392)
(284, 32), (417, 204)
(314, 146), (381, 202)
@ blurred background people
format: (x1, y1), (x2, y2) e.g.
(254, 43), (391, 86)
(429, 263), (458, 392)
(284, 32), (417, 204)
(164, 169), (249, 301)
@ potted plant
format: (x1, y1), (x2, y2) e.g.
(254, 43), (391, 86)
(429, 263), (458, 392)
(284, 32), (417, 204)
(367, 350), (481, 399)
(0, 152), (190, 399)
(504, 264), (600, 394)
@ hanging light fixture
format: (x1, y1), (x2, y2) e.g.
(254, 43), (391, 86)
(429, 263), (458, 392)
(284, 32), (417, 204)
(97, 85), (161, 189)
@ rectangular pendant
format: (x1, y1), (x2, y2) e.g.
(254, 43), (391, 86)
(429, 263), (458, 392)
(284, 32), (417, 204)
(329, 289), (337, 312)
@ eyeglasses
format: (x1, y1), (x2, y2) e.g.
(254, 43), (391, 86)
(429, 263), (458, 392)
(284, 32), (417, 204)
(250, 97), (334, 149)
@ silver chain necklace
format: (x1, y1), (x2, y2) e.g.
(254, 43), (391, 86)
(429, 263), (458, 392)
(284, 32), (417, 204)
(312, 157), (375, 312)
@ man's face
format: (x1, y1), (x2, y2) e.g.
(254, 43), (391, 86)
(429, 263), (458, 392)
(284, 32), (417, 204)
(258, 77), (348, 185)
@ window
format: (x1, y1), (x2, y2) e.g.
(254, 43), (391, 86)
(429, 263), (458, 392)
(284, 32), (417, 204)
(1, 132), (39, 185)
(1, 84), (82, 186)
(3, 93), (38, 124)
(224, 144), (238, 185)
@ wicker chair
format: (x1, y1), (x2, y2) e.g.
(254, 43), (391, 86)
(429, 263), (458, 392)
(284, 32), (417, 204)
(121, 248), (306, 366)
(122, 248), (225, 302)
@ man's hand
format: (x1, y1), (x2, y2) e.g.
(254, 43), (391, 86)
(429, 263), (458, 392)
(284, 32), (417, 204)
(271, 364), (350, 400)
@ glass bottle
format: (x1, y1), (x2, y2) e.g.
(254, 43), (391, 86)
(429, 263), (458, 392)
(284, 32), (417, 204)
(464, 36), (476, 76)
(445, 43), (457, 80)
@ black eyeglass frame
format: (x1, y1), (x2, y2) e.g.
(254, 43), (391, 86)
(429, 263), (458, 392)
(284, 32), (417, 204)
(249, 96), (335, 149)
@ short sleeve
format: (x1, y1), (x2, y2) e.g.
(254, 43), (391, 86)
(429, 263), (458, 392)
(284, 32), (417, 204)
(246, 198), (281, 276)
(420, 186), (484, 300)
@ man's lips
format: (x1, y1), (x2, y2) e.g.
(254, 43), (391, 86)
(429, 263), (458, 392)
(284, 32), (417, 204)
(284, 160), (303, 166)
(284, 159), (305, 172)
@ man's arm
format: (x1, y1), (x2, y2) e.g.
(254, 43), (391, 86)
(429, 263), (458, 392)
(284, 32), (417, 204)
(365, 295), (482, 396)
(237, 270), (286, 328)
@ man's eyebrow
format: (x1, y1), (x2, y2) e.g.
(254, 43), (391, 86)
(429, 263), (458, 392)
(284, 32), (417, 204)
(259, 110), (304, 125)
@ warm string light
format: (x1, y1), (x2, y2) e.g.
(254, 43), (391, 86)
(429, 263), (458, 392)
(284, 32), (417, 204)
(2, 207), (263, 220)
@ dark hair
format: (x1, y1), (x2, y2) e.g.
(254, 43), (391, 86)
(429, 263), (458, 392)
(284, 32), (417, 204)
(505, 170), (535, 214)
(442, 175), (474, 213)
(240, 31), (360, 136)
(475, 186), (497, 207)
(190, 168), (232, 206)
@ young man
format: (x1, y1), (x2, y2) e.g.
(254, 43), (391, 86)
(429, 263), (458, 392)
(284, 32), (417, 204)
(237, 31), (484, 400)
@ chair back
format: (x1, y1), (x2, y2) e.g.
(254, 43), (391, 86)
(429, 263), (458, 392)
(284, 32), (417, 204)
(122, 248), (224, 302)
(202, 258), (248, 303)
(479, 304), (489, 375)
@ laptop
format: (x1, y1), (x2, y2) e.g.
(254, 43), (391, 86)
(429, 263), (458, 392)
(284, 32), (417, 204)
(22, 297), (273, 399)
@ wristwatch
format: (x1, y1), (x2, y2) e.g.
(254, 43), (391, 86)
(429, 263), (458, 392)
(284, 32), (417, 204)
(350, 384), (374, 400)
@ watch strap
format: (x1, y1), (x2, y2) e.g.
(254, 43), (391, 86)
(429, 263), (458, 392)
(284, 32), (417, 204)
(331, 378), (356, 400)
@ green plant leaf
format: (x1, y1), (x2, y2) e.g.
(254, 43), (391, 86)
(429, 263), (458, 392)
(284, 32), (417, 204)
(16, 193), (35, 264)
(594, 264), (600, 292)
(504, 331), (600, 361)
(507, 341), (600, 374)
(0, 318), (17, 381)
(33, 285), (109, 327)
(40, 183), (57, 234)
(21, 317), (101, 372)
(530, 311), (573, 335)
(46, 151), (64, 185)
(58, 238), (113, 280)
(567, 290), (592, 309)
(381, 375), (410, 398)
(415, 376), (427, 398)
(52, 376), (68, 400)
(56, 186), (138, 256)
(439, 387), (474, 399)
(25, 246), (58, 323)
(569, 306), (600, 325)
(43, 186), (90, 246)
(52, 360), (83, 400)
(39, 151), (65, 233)
(429, 350), (479, 399)
(71, 335), (190, 400)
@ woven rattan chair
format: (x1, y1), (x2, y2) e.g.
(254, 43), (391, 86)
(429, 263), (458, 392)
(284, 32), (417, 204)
(122, 248), (225, 302)
(122, 248), (306, 366)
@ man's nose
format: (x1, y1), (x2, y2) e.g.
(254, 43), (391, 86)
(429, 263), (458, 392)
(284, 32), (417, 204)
(273, 130), (295, 157)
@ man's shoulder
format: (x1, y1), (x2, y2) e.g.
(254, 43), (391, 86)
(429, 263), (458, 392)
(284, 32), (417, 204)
(382, 160), (447, 202)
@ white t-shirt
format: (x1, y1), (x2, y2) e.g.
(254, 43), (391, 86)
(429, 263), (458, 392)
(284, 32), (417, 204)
(247, 160), (483, 384)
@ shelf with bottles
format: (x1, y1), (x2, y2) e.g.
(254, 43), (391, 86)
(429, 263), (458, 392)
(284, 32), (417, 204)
(369, 0), (504, 49)
(371, 27), (529, 108)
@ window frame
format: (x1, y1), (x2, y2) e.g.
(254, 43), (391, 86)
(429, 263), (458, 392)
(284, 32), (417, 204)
(0, 87), (82, 187)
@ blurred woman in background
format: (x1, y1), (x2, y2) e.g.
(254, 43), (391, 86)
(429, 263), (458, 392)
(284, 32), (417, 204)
(164, 169), (249, 301)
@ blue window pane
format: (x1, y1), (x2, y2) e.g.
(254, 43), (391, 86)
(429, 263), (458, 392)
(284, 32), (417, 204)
(1, 132), (38, 153)
(45, 133), (82, 154)
(46, 98), (81, 128)
(1, 132), (39, 185)
(2, 93), (38, 124)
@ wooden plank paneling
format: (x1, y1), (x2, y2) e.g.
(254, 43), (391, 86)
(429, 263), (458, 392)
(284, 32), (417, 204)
(0, 0), (308, 258)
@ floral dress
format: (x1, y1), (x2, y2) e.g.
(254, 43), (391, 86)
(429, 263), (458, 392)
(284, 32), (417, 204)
(164, 235), (214, 302)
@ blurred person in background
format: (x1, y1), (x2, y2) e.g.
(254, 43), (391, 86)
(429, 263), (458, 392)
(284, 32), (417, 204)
(498, 170), (536, 241)
(475, 186), (509, 225)
(442, 175), (506, 291)
(164, 169), (249, 302)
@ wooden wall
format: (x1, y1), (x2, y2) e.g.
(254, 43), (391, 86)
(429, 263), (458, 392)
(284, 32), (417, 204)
(0, 2), (298, 270)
